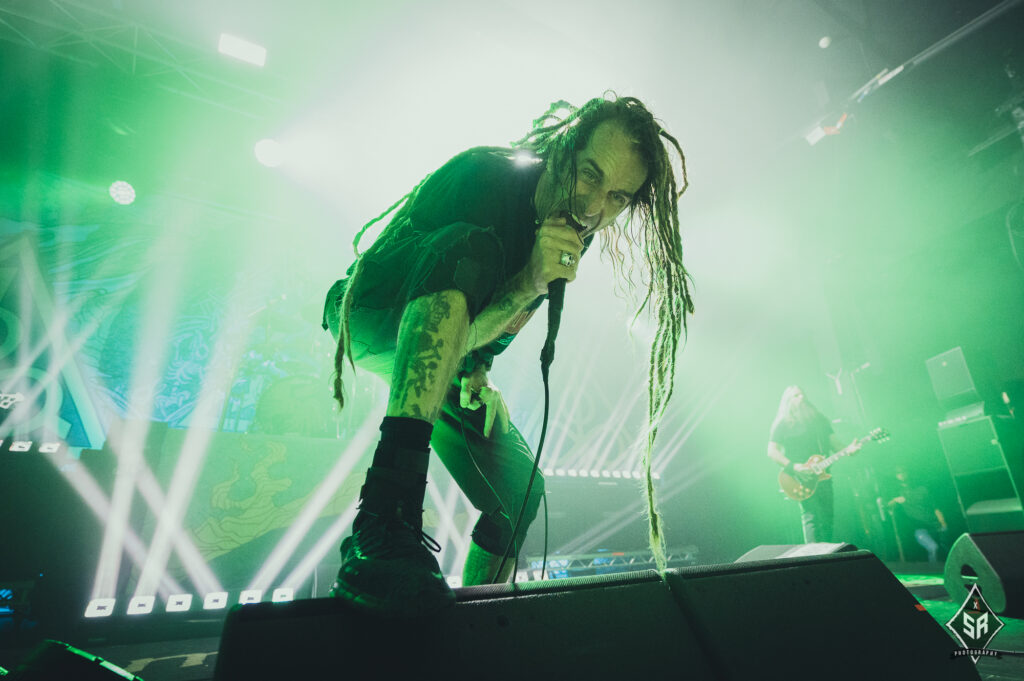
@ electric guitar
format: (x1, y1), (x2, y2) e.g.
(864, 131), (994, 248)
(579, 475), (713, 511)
(778, 427), (890, 501)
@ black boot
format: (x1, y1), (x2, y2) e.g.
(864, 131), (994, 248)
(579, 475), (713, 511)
(330, 466), (455, 616)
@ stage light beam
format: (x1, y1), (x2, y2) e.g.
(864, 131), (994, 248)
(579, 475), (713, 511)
(246, 419), (377, 593)
(280, 502), (359, 593)
(132, 272), (257, 600)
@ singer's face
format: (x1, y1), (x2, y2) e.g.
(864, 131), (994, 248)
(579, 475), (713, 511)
(537, 120), (648, 240)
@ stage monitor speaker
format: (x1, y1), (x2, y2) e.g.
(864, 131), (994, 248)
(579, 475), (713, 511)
(734, 542), (857, 562)
(214, 570), (714, 680)
(667, 551), (976, 680)
(215, 551), (978, 681)
(944, 531), (1024, 616)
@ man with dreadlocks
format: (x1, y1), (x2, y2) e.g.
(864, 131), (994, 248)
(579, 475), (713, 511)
(322, 94), (693, 616)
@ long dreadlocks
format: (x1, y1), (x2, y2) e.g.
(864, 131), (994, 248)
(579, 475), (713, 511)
(330, 94), (694, 569)
(511, 95), (694, 568)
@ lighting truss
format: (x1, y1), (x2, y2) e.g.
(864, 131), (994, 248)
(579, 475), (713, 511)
(802, 0), (1024, 145)
(0, 0), (282, 118)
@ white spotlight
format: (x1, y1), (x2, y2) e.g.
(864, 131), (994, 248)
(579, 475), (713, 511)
(108, 180), (136, 205)
(818, 36), (832, 49)
(254, 139), (284, 168)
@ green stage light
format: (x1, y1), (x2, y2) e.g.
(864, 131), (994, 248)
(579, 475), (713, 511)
(108, 181), (135, 205)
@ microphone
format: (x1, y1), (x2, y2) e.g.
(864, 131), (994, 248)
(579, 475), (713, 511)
(540, 277), (566, 373)
(539, 210), (581, 374)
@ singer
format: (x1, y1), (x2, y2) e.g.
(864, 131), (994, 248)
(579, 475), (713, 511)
(321, 94), (694, 616)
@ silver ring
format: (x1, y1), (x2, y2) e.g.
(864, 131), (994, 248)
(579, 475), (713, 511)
(559, 251), (576, 267)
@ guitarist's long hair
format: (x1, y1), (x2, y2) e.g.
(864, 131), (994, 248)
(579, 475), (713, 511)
(773, 385), (821, 429)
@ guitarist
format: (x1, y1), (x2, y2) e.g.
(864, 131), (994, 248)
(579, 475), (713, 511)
(767, 386), (862, 543)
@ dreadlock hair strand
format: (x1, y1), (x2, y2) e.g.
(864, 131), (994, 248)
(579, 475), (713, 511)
(512, 93), (694, 570)
(330, 175), (433, 410)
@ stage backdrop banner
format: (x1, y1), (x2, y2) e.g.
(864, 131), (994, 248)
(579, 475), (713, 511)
(126, 422), (480, 594)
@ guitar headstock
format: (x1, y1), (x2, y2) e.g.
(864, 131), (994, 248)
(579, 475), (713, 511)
(867, 427), (890, 443)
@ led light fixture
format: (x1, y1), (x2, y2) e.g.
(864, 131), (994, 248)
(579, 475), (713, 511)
(218, 33), (266, 67)
(126, 596), (155, 615)
(203, 592), (228, 610)
(254, 138), (284, 167)
(84, 598), (116, 618)
(108, 180), (135, 205)
(166, 594), (193, 612)
(238, 589), (262, 605)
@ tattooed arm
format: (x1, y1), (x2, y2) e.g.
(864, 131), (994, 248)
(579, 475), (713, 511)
(465, 270), (539, 351)
(465, 216), (583, 352)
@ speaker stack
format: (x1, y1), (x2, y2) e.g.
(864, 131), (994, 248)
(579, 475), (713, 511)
(214, 550), (979, 680)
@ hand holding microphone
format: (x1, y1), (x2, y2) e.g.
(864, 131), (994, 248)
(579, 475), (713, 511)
(532, 213), (584, 371)
(522, 214), (584, 297)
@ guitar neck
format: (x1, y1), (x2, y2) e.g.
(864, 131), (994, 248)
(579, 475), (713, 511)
(818, 437), (868, 470)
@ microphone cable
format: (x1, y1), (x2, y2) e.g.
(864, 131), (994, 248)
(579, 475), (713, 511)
(495, 277), (565, 582)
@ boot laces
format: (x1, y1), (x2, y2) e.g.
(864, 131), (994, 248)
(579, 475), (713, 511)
(356, 509), (442, 556)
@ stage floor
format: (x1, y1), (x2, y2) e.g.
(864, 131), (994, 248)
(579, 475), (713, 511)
(2, 563), (1023, 680)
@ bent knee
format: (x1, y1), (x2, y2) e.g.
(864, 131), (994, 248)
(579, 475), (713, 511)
(473, 472), (545, 553)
